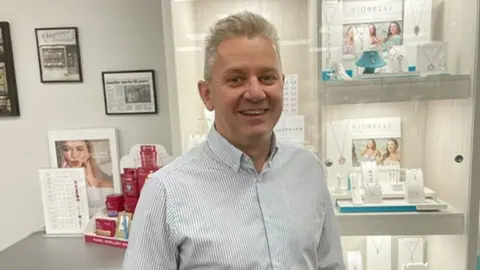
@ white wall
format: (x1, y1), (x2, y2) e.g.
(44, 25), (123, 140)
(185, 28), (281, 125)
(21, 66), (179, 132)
(0, 0), (172, 251)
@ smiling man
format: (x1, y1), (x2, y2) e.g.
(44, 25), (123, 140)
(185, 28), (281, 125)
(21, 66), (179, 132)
(123, 11), (344, 270)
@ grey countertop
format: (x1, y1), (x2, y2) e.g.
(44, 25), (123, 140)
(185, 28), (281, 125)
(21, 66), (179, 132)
(0, 232), (125, 270)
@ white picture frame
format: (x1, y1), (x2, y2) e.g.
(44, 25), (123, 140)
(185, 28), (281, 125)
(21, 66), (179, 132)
(47, 128), (120, 216)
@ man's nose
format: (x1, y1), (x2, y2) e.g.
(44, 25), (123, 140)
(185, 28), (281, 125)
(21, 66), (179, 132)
(244, 78), (266, 102)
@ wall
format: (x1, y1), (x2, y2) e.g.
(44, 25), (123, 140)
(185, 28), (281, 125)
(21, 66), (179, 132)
(0, 0), (172, 251)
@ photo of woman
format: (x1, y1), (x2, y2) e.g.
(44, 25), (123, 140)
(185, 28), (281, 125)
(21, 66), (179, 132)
(342, 21), (404, 56)
(55, 139), (114, 215)
(352, 137), (402, 166)
(381, 138), (401, 166)
(360, 139), (382, 163)
(343, 26), (355, 55)
(368, 23), (382, 50)
(382, 21), (403, 52)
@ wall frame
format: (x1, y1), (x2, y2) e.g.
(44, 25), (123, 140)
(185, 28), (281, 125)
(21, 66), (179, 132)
(101, 69), (158, 115)
(35, 27), (83, 83)
(0, 22), (20, 117)
(47, 128), (121, 216)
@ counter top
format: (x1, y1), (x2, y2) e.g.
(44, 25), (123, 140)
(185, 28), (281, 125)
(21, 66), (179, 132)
(0, 232), (125, 270)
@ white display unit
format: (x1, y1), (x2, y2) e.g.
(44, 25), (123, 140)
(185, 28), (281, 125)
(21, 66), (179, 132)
(161, 0), (480, 269)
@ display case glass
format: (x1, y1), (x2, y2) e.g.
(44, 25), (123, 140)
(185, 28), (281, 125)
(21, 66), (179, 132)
(161, 0), (480, 269)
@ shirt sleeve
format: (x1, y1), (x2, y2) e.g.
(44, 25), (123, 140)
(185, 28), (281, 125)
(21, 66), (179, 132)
(315, 157), (345, 270)
(317, 197), (345, 270)
(123, 178), (178, 269)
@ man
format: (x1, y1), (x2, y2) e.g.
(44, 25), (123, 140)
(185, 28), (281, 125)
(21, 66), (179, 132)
(123, 11), (344, 270)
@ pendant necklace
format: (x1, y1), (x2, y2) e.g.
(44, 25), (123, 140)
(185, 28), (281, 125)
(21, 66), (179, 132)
(322, 0), (341, 64)
(411, 0), (427, 36)
(329, 121), (348, 165)
(420, 43), (444, 71)
(403, 238), (421, 261)
(372, 237), (385, 254)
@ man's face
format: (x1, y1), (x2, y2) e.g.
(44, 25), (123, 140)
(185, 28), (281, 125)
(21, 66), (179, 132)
(198, 36), (284, 144)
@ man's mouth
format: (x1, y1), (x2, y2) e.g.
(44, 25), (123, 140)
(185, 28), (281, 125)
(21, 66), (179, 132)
(239, 109), (268, 116)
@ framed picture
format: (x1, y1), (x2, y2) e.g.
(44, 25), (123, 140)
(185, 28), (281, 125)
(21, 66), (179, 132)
(0, 22), (20, 116)
(47, 128), (120, 216)
(102, 70), (158, 115)
(35, 27), (83, 83)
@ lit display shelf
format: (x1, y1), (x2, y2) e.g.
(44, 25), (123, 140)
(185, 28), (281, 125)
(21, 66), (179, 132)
(336, 206), (464, 236)
(322, 74), (471, 105)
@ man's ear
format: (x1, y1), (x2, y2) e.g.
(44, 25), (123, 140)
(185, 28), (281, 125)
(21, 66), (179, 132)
(197, 80), (214, 111)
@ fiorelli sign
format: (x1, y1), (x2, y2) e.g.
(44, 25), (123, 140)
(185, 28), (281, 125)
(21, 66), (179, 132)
(342, 0), (404, 24)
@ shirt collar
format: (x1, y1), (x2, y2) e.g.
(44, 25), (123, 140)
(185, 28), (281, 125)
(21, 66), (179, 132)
(206, 127), (280, 172)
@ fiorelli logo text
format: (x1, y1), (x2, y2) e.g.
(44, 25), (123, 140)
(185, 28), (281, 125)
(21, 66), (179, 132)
(350, 5), (393, 14)
(352, 123), (391, 129)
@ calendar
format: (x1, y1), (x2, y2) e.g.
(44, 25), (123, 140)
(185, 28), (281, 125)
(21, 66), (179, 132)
(38, 168), (90, 236)
(283, 74), (298, 115)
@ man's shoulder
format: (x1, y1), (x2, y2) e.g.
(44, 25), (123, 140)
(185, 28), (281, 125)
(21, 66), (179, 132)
(149, 143), (210, 185)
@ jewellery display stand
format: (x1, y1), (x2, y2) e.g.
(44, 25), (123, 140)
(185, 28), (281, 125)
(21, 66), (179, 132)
(398, 237), (424, 269)
(404, 263), (428, 270)
(367, 236), (392, 270)
(334, 173), (347, 194)
(349, 172), (364, 205)
(336, 165), (447, 213)
(361, 162), (383, 204)
(416, 42), (449, 74)
(404, 169), (426, 204)
(347, 250), (364, 270)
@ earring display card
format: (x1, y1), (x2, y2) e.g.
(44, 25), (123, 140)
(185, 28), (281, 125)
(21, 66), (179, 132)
(274, 114), (304, 147)
(416, 42), (448, 74)
(398, 237), (424, 269)
(367, 236), (392, 270)
(38, 168), (90, 236)
(282, 74), (298, 115)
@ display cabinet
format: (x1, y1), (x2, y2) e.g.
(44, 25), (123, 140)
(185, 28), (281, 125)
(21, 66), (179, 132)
(161, 0), (480, 269)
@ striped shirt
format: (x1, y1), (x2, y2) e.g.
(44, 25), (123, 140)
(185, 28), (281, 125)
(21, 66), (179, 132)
(123, 128), (345, 270)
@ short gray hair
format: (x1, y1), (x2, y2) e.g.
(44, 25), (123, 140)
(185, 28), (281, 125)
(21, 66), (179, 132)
(203, 11), (281, 80)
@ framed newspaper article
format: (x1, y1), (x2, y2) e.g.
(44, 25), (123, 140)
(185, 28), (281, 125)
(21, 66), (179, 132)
(35, 27), (83, 83)
(0, 22), (20, 116)
(101, 70), (158, 115)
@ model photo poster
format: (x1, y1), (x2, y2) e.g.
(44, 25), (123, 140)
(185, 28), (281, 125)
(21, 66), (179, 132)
(35, 27), (83, 83)
(326, 117), (401, 186)
(0, 22), (20, 116)
(102, 70), (158, 115)
(48, 128), (121, 216)
(350, 117), (402, 167)
(342, 0), (405, 56)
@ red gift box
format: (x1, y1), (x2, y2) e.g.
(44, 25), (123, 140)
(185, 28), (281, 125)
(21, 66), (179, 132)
(95, 218), (116, 237)
(124, 196), (139, 214)
(121, 169), (139, 197)
(105, 194), (124, 217)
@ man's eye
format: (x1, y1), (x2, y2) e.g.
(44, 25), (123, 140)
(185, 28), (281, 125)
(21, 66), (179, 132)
(228, 77), (244, 84)
(261, 75), (276, 83)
